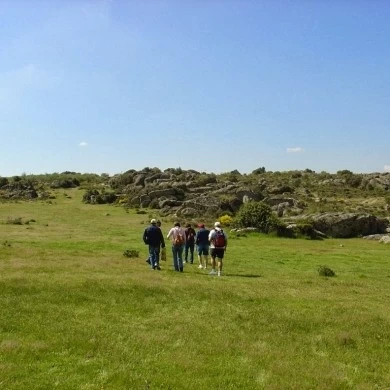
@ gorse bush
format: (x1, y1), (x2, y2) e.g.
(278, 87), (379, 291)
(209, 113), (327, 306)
(219, 214), (233, 226)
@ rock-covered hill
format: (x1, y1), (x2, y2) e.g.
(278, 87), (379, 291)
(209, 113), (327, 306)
(105, 168), (390, 220)
(1, 168), (390, 237)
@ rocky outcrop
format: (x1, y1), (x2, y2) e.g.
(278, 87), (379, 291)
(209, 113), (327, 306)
(310, 213), (388, 238)
(379, 235), (390, 244)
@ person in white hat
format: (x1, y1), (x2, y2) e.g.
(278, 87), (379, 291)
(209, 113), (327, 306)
(208, 221), (228, 276)
(143, 219), (165, 270)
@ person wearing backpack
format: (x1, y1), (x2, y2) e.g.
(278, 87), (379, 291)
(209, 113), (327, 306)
(184, 223), (196, 264)
(208, 221), (228, 277)
(166, 222), (186, 272)
(143, 219), (166, 270)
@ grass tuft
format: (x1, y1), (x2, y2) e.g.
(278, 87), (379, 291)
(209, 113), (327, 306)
(318, 265), (336, 277)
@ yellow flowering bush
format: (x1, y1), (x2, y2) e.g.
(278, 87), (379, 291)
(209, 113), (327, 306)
(219, 214), (233, 226)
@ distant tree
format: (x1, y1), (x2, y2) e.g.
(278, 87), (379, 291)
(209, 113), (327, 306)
(337, 169), (353, 175)
(252, 167), (266, 175)
(0, 177), (9, 187)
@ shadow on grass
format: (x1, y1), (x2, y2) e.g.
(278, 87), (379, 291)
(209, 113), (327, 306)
(227, 274), (262, 278)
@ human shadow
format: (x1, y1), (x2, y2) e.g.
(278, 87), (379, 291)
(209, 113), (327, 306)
(226, 274), (262, 278)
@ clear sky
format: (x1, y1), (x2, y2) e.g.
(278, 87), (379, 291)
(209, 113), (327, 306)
(1, 0), (390, 177)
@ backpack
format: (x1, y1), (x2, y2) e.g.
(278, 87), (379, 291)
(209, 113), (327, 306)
(187, 228), (195, 243)
(213, 229), (226, 248)
(173, 231), (185, 246)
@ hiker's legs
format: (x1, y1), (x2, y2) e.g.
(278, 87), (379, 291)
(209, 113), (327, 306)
(184, 244), (189, 262)
(189, 243), (194, 263)
(204, 254), (209, 268)
(155, 247), (161, 268)
(197, 245), (203, 266)
(216, 249), (225, 276)
(210, 250), (217, 270)
(149, 245), (157, 269)
(204, 246), (210, 268)
(172, 246), (179, 271)
(177, 245), (184, 271)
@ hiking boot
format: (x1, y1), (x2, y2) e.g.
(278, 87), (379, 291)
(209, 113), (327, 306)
(198, 264), (203, 269)
(156, 266), (161, 270)
(209, 270), (217, 275)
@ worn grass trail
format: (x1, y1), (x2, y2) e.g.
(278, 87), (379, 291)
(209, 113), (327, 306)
(0, 189), (389, 389)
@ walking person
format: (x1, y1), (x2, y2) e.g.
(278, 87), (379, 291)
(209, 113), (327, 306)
(146, 220), (163, 264)
(167, 222), (186, 272)
(143, 219), (165, 270)
(208, 221), (227, 277)
(184, 223), (196, 264)
(195, 223), (210, 269)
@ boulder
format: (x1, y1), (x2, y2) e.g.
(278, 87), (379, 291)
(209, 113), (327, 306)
(311, 213), (388, 238)
(379, 236), (390, 244)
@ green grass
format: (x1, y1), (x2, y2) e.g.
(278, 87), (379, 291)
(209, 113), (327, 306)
(1, 189), (390, 389)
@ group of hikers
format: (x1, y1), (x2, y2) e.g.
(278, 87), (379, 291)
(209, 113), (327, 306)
(142, 219), (228, 277)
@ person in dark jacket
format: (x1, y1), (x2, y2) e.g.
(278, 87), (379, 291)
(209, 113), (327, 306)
(143, 219), (165, 270)
(184, 223), (196, 264)
(146, 220), (162, 265)
(195, 223), (210, 269)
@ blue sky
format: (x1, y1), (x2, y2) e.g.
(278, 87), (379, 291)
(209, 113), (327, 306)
(1, 0), (390, 177)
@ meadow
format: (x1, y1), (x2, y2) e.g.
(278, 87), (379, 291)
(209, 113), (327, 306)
(0, 188), (389, 389)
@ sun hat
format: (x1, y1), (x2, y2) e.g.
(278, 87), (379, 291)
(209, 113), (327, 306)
(214, 221), (221, 227)
(150, 219), (157, 224)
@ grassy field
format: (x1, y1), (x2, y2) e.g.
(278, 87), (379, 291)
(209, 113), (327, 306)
(1, 188), (389, 389)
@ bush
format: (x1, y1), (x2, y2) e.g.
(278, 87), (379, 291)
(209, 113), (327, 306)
(233, 201), (276, 233)
(123, 249), (139, 258)
(6, 217), (23, 225)
(219, 214), (233, 226)
(272, 219), (294, 237)
(82, 189), (117, 204)
(0, 177), (9, 188)
(296, 221), (317, 239)
(318, 265), (336, 277)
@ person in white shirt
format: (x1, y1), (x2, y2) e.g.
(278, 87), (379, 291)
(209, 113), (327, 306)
(208, 221), (228, 277)
(166, 222), (187, 272)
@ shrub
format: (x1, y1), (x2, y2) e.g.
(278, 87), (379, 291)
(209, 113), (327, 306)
(233, 201), (276, 233)
(219, 214), (233, 226)
(296, 221), (316, 238)
(251, 167), (266, 175)
(318, 265), (336, 277)
(0, 177), (9, 188)
(272, 219), (294, 237)
(82, 189), (116, 204)
(6, 217), (23, 225)
(123, 249), (139, 258)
